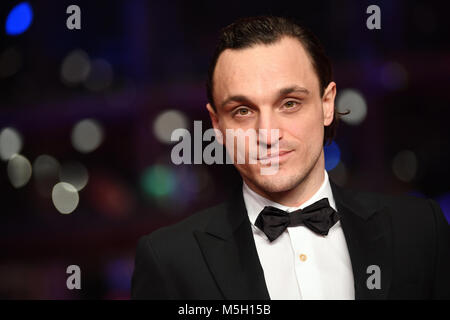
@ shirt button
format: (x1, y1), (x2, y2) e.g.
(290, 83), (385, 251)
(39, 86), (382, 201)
(299, 254), (307, 262)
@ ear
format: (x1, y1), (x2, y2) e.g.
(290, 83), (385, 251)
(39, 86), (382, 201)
(206, 103), (219, 129)
(206, 103), (224, 145)
(322, 81), (336, 126)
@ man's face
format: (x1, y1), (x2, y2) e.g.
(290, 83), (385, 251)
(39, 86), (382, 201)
(207, 36), (336, 196)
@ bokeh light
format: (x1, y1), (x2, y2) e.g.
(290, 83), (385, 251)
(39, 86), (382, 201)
(170, 165), (199, 209)
(336, 89), (367, 125)
(104, 257), (133, 297)
(0, 127), (23, 161)
(392, 150), (417, 182)
(60, 49), (91, 86)
(407, 190), (425, 198)
(7, 154), (32, 188)
(152, 110), (189, 144)
(84, 59), (114, 91)
(87, 172), (136, 220)
(436, 193), (450, 224)
(380, 61), (408, 91)
(59, 161), (89, 191)
(71, 119), (104, 153)
(33, 155), (59, 180)
(33, 154), (60, 197)
(324, 140), (341, 171)
(5, 2), (33, 36)
(140, 164), (176, 198)
(51, 182), (79, 214)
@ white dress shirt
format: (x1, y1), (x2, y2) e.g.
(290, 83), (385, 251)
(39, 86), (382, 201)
(242, 170), (355, 300)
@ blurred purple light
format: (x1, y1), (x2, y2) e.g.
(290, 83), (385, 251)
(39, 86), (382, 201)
(104, 257), (133, 294)
(436, 193), (450, 224)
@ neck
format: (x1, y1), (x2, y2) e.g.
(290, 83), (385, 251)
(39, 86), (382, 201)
(245, 152), (325, 207)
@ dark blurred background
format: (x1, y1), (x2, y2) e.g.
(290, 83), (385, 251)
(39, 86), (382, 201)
(0, 0), (449, 299)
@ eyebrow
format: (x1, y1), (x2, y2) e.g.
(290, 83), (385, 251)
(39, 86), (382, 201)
(220, 85), (310, 109)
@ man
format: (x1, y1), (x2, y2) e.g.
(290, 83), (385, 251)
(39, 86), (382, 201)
(131, 16), (450, 299)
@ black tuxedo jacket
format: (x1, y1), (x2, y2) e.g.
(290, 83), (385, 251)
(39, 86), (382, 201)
(131, 178), (450, 299)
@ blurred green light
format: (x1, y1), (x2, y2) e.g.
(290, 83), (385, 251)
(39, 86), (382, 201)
(140, 165), (176, 198)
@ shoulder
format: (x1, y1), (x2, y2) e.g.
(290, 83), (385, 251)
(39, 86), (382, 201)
(138, 201), (228, 250)
(347, 186), (444, 233)
(356, 188), (435, 213)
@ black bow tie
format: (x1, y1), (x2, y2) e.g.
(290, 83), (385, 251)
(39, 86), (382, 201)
(254, 198), (340, 242)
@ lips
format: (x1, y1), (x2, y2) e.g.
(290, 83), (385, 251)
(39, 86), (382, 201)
(258, 150), (293, 162)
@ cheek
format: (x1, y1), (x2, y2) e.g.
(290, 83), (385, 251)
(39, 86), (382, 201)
(285, 115), (322, 142)
(283, 110), (324, 153)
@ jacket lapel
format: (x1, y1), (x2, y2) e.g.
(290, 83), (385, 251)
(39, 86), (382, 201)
(194, 187), (270, 300)
(330, 179), (393, 299)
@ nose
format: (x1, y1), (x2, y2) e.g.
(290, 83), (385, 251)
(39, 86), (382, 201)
(256, 109), (282, 148)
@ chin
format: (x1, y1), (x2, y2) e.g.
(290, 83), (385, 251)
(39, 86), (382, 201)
(250, 168), (306, 194)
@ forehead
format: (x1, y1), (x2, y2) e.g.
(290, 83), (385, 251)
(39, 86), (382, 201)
(213, 36), (318, 104)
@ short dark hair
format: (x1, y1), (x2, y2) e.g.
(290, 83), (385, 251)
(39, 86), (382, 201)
(206, 15), (347, 146)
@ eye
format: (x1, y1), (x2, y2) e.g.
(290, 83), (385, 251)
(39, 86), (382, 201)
(284, 101), (298, 108)
(233, 107), (252, 117)
(281, 100), (302, 112)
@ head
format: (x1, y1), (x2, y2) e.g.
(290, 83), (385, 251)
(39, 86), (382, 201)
(206, 16), (343, 196)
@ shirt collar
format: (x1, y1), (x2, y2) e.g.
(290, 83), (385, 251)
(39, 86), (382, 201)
(243, 170), (337, 226)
